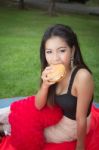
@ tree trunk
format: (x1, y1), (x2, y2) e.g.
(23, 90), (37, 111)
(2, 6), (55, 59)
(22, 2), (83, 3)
(19, 0), (25, 9)
(48, 0), (56, 16)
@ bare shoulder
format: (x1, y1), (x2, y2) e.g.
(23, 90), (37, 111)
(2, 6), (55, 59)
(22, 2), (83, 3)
(75, 68), (94, 89)
(75, 69), (94, 119)
(76, 68), (93, 81)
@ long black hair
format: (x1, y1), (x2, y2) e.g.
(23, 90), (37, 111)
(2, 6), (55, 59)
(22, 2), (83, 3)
(39, 24), (91, 105)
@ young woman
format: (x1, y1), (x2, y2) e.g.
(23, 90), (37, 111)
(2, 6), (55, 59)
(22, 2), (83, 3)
(35, 24), (94, 150)
(0, 24), (99, 150)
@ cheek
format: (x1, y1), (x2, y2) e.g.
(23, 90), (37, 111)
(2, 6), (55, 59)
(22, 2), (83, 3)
(45, 54), (51, 63)
(61, 53), (71, 63)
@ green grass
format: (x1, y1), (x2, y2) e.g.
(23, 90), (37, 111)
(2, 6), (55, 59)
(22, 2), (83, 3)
(0, 7), (99, 102)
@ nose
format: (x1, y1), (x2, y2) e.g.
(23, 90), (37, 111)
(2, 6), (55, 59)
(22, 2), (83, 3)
(52, 52), (60, 64)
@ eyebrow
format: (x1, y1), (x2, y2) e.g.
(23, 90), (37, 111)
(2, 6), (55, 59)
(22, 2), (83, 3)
(45, 46), (67, 51)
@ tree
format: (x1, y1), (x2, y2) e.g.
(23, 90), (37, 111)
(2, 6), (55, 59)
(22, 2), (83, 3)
(19, 0), (25, 9)
(48, 0), (56, 16)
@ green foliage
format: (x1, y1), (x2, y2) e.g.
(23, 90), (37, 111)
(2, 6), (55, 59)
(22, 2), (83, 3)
(0, 7), (99, 102)
(86, 0), (99, 6)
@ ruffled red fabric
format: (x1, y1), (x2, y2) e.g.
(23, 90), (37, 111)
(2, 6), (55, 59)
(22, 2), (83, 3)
(0, 96), (99, 150)
(0, 136), (16, 150)
(9, 96), (63, 150)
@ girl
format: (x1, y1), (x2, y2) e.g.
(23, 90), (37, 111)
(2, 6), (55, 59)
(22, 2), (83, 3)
(0, 24), (99, 150)
(36, 24), (94, 150)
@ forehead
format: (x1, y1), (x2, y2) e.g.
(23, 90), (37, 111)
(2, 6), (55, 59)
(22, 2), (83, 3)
(45, 36), (68, 49)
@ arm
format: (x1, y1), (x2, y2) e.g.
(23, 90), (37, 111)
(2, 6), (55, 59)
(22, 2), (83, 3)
(75, 69), (94, 150)
(35, 66), (56, 110)
(35, 83), (49, 110)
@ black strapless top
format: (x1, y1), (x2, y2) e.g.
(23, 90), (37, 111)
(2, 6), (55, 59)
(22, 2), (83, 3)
(55, 67), (93, 120)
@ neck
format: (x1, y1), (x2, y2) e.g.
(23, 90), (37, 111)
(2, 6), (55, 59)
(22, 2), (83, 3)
(56, 66), (76, 95)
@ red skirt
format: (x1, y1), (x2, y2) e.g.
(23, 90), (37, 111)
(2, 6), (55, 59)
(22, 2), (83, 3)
(0, 96), (99, 150)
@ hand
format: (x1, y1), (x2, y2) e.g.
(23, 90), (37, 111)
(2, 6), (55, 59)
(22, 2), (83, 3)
(41, 66), (56, 88)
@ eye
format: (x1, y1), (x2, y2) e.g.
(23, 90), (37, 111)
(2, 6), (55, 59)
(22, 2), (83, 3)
(46, 50), (52, 54)
(59, 49), (66, 53)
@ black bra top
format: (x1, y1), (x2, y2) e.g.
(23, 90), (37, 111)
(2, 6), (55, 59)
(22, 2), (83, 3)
(55, 67), (93, 120)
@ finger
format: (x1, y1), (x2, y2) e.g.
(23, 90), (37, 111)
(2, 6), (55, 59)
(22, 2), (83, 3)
(44, 66), (54, 73)
(48, 80), (56, 85)
(45, 66), (52, 70)
(41, 74), (49, 82)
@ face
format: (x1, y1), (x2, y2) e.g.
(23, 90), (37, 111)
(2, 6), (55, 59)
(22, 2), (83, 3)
(45, 36), (75, 70)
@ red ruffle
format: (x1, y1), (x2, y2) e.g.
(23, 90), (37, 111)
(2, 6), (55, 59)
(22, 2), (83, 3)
(9, 96), (63, 150)
(0, 136), (16, 150)
(0, 96), (99, 150)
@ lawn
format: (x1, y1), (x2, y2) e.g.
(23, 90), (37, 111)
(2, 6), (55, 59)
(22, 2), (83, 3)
(0, 6), (99, 102)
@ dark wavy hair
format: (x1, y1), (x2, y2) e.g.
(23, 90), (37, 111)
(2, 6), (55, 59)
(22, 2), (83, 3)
(39, 24), (91, 105)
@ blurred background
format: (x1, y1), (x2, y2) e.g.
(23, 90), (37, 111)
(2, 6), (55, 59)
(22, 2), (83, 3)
(0, 0), (99, 102)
